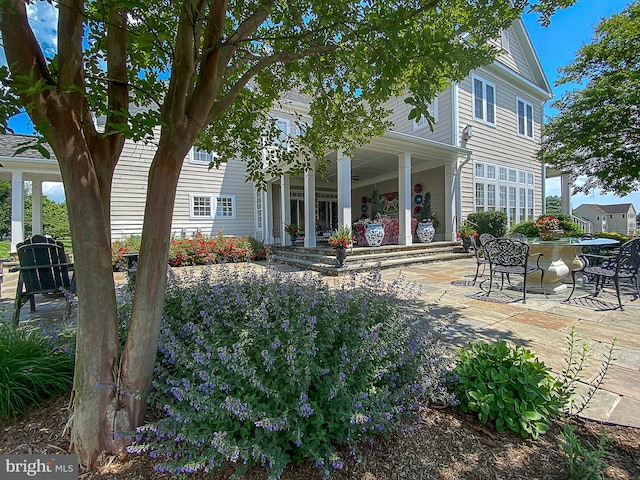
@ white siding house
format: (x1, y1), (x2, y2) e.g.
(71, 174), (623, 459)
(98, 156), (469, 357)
(573, 204), (637, 236)
(1, 18), (552, 250)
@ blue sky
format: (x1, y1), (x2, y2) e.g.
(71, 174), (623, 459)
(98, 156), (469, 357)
(7, 1), (639, 211)
(522, 0), (639, 213)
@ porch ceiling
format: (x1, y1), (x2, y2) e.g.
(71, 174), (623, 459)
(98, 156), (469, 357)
(295, 131), (471, 189)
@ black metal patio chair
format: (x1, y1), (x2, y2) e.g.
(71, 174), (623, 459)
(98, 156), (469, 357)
(471, 233), (495, 285)
(484, 237), (547, 304)
(567, 238), (640, 310)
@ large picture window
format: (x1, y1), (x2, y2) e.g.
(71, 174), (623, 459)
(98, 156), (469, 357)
(472, 75), (496, 126)
(474, 160), (537, 225)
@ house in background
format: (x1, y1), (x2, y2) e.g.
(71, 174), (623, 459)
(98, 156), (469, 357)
(1, 17), (551, 251)
(573, 203), (637, 236)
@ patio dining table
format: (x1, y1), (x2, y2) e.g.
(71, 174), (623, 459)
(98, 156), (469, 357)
(524, 237), (619, 294)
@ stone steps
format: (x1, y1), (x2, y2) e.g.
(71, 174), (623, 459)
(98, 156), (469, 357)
(271, 241), (474, 276)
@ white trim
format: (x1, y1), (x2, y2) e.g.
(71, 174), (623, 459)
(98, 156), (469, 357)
(516, 96), (534, 139)
(188, 193), (236, 219)
(215, 194), (236, 219)
(471, 74), (497, 127)
(500, 29), (510, 52)
(190, 146), (215, 165)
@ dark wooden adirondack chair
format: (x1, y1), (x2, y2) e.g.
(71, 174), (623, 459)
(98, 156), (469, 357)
(10, 235), (75, 326)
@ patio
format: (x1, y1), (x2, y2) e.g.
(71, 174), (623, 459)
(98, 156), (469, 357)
(2, 257), (639, 428)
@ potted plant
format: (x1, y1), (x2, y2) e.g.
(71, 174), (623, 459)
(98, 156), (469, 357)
(415, 191), (438, 243)
(533, 216), (563, 240)
(285, 224), (299, 245)
(328, 224), (354, 267)
(456, 221), (479, 252)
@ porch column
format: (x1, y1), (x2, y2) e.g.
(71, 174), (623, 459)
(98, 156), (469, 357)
(32, 179), (43, 235)
(11, 170), (25, 252)
(398, 152), (412, 245)
(445, 160), (456, 241)
(265, 181), (275, 245)
(336, 150), (352, 227)
(280, 174), (291, 246)
(304, 162), (317, 247)
(560, 174), (571, 215)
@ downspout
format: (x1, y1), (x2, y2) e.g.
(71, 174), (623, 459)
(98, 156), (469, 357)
(452, 82), (472, 227)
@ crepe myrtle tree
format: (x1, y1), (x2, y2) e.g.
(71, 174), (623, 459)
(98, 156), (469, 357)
(0, 0), (573, 468)
(539, 1), (640, 196)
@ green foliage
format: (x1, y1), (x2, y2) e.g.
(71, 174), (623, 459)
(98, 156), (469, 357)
(0, 241), (9, 259)
(371, 189), (385, 220)
(558, 327), (616, 416)
(509, 213), (583, 237)
(42, 196), (70, 238)
(539, 2), (640, 196)
(559, 424), (609, 480)
(0, 323), (74, 417)
(545, 196), (563, 215)
(128, 268), (454, 478)
(416, 192), (439, 227)
(593, 231), (631, 244)
(467, 211), (508, 237)
(452, 341), (565, 439)
(0, 180), (10, 238)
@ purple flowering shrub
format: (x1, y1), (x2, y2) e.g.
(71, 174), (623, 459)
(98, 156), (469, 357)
(128, 266), (453, 478)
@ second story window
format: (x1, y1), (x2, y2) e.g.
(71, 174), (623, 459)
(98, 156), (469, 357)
(517, 98), (534, 139)
(413, 97), (439, 131)
(191, 147), (215, 165)
(472, 75), (496, 126)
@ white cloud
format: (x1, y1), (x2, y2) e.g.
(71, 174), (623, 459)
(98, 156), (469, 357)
(26, 2), (59, 57)
(43, 182), (65, 203)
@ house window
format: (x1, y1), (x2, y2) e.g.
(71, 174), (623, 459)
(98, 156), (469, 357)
(191, 147), (215, 165)
(190, 194), (213, 218)
(413, 97), (439, 130)
(474, 161), (536, 225)
(622, 214), (625, 218)
(472, 75), (496, 126)
(189, 194), (236, 219)
(501, 29), (510, 52)
(517, 97), (534, 139)
(216, 195), (236, 218)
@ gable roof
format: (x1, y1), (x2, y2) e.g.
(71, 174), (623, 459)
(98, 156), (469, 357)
(577, 203), (636, 214)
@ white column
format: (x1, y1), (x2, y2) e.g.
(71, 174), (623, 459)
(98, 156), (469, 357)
(265, 182), (274, 245)
(398, 152), (412, 245)
(11, 171), (25, 252)
(336, 150), (352, 226)
(32, 179), (43, 235)
(304, 163), (317, 247)
(445, 161), (456, 241)
(280, 175), (291, 246)
(561, 174), (571, 215)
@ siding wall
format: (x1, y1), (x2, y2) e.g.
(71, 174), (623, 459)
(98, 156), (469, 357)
(384, 91), (453, 144)
(111, 137), (256, 240)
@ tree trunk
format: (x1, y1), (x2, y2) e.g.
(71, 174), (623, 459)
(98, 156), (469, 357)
(119, 144), (185, 426)
(48, 129), (123, 467)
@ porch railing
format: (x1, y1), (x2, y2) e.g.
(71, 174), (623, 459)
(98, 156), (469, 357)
(571, 215), (592, 234)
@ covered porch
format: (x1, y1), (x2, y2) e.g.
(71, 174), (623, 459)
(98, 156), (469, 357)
(260, 131), (473, 248)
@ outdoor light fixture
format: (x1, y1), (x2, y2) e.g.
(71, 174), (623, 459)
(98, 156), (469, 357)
(461, 125), (473, 141)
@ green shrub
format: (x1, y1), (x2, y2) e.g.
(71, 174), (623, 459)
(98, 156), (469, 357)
(128, 268), (454, 478)
(593, 231), (630, 244)
(452, 341), (565, 439)
(467, 211), (508, 237)
(509, 213), (583, 238)
(560, 424), (609, 480)
(0, 324), (74, 417)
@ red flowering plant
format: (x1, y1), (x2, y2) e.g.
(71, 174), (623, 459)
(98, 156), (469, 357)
(285, 224), (299, 235)
(456, 221), (478, 239)
(533, 215), (561, 232)
(328, 224), (354, 248)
